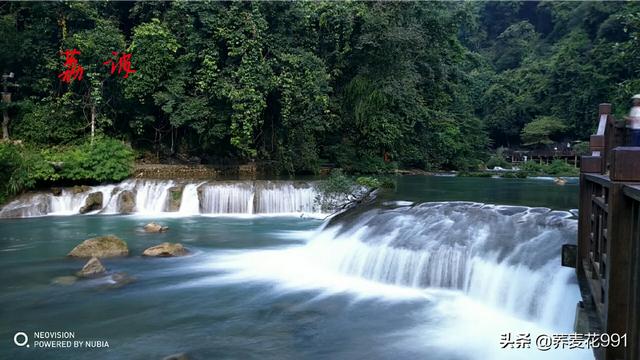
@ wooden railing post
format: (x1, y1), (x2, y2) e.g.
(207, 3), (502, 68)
(604, 180), (634, 360)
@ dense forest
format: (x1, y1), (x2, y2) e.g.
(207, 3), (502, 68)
(1, 1), (639, 201)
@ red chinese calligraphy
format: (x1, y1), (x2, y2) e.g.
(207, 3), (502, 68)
(103, 51), (137, 78)
(58, 49), (84, 83)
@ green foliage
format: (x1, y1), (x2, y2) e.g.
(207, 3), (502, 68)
(0, 142), (26, 203)
(500, 171), (528, 179)
(572, 141), (590, 156)
(46, 138), (134, 182)
(0, 138), (133, 202)
(2, 1), (638, 178)
(458, 171), (494, 178)
(13, 98), (85, 145)
(355, 176), (381, 189)
(486, 156), (511, 169)
(520, 161), (546, 175)
(316, 169), (386, 212)
(485, 147), (512, 169)
(317, 169), (353, 197)
(520, 159), (578, 177)
(472, 1), (640, 145)
(521, 116), (567, 146)
(545, 159), (579, 176)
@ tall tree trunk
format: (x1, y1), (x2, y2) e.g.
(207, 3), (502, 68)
(2, 110), (9, 140)
(91, 104), (96, 143)
(2, 92), (10, 140)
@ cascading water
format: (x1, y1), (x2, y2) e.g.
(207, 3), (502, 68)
(0, 180), (323, 218)
(203, 201), (581, 332)
(199, 182), (255, 214)
(256, 182), (320, 213)
(134, 180), (175, 213)
(48, 190), (90, 215)
(179, 183), (204, 215)
(313, 202), (580, 328)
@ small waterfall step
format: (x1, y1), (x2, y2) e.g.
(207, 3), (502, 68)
(0, 180), (322, 218)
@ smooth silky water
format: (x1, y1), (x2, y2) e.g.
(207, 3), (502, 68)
(0, 176), (591, 359)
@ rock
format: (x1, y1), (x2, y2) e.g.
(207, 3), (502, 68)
(0, 195), (49, 218)
(143, 222), (169, 233)
(68, 235), (129, 258)
(167, 186), (184, 212)
(51, 275), (78, 286)
(554, 177), (567, 186)
(106, 272), (136, 289)
(51, 187), (62, 196)
(117, 190), (136, 214)
(71, 185), (92, 194)
(76, 257), (107, 278)
(143, 242), (188, 257)
(79, 192), (103, 214)
(162, 353), (189, 360)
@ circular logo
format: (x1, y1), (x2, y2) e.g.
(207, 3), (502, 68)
(14, 332), (29, 347)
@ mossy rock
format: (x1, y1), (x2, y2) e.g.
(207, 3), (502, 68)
(79, 192), (103, 214)
(68, 235), (129, 258)
(142, 242), (188, 257)
(167, 186), (184, 212)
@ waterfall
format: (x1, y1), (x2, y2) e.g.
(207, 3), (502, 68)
(199, 182), (255, 214)
(205, 201), (580, 330)
(134, 180), (175, 213)
(306, 202), (579, 328)
(49, 190), (90, 215)
(0, 180), (322, 218)
(256, 182), (319, 213)
(179, 183), (203, 215)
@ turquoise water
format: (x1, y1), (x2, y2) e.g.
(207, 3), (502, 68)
(388, 176), (578, 210)
(0, 176), (588, 360)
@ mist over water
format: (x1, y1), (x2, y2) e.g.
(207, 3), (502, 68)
(0, 177), (589, 359)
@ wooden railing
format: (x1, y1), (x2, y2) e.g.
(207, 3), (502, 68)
(574, 103), (640, 360)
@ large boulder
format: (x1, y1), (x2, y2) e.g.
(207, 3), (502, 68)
(554, 177), (567, 186)
(51, 187), (62, 196)
(143, 222), (169, 233)
(76, 257), (107, 278)
(0, 194), (49, 218)
(117, 190), (136, 214)
(142, 242), (188, 257)
(68, 235), (129, 258)
(79, 192), (103, 214)
(167, 186), (184, 212)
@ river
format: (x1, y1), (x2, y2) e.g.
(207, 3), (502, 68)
(0, 176), (591, 360)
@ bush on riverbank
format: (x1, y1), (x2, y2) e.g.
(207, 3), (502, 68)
(458, 159), (578, 179)
(316, 169), (394, 212)
(520, 160), (579, 177)
(0, 138), (134, 203)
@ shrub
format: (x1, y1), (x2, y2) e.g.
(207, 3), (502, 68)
(46, 137), (134, 182)
(458, 171), (493, 177)
(520, 159), (578, 176)
(501, 171), (528, 179)
(520, 161), (546, 175)
(0, 137), (134, 204)
(379, 177), (396, 189)
(0, 142), (24, 203)
(485, 155), (511, 169)
(545, 159), (579, 176)
(355, 176), (381, 188)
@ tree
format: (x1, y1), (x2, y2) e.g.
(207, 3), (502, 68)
(521, 116), (566, 146)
